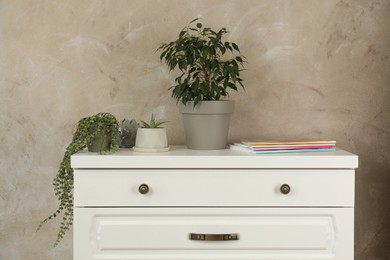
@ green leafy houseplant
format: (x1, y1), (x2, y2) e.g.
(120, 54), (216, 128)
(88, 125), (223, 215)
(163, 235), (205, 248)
(37, 112), (119, 246)
(157, 18), (246, 106)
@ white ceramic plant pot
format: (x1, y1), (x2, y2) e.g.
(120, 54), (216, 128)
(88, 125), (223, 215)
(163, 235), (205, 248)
(133, 128), (169, 152)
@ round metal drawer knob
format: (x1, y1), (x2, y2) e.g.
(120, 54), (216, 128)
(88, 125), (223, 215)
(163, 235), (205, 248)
(280, 184), (291, 195)
(138, 184), (149, 194)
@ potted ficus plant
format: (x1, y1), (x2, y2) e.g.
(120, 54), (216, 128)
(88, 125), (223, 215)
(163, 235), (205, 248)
(133, 114), (169, 152)
(157, 18), (246, 150)
(37, 112), (119, 246)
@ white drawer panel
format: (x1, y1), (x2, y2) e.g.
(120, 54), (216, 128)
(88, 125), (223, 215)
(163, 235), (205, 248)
(74, 169), (354, 207)
(74, 208), (353, 260)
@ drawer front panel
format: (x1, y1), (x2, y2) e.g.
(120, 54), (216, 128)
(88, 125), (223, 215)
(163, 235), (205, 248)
(74, 169), (354, 207)
(74, 208), (353, 260)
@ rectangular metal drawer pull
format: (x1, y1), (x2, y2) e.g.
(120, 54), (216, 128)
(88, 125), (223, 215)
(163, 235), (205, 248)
(189, 233), (239, 241)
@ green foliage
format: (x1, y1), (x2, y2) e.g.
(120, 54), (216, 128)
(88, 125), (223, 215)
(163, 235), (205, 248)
(140, 114), (167, 128)
(157, 18), (246, 106)
(37, 112), (119, 246)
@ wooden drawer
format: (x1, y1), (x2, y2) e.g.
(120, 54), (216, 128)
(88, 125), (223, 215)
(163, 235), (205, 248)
(74, 169), (354, 207)
(74, 207), (353, 260)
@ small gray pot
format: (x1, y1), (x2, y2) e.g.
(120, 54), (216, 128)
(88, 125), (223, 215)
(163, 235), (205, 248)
(87, 131), (112, 152)
(179, 100), (235, 150)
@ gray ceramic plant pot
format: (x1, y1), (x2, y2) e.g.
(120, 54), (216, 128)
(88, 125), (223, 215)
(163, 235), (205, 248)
(179, 100), (235, 150)
(87, 131), (112, 152)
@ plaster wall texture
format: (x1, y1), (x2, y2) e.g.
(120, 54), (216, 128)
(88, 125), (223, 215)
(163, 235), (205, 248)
(0, 0), (389, 259)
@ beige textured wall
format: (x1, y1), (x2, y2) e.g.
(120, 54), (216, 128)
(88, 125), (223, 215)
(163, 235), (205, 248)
(0, 0), (389, 259)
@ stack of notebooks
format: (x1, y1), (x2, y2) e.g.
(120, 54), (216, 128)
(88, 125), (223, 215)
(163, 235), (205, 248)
(229, 140), (336, 154)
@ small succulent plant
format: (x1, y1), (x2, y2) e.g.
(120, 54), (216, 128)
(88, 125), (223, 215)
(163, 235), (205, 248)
(140, 114), (167, 128)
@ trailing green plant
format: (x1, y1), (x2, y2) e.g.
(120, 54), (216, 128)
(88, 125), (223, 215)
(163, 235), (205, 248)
(157, 18), (246, 106)
(140, 114), (167, 128)
(37, 112), (119, 246)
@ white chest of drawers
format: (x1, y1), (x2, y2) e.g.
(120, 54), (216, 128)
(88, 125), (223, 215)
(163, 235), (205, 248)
(71, 146), (358, 260)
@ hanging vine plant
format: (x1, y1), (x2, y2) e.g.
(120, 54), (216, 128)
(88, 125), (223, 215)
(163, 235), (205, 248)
(37, 112), (119, 246)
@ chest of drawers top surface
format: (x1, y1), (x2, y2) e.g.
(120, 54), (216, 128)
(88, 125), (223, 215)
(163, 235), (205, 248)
(71, 145), (358, 169)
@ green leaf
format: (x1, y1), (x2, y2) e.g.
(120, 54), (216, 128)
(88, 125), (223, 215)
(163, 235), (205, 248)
(225, 42), (233, 52)
(237, 78), (244, 88)
(169, 59), (177, 70)
(227, 82), (237, 90)
(189, 17), (200, 24)
(209, 29), (217, 35)
(232, 43), (240, 52)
